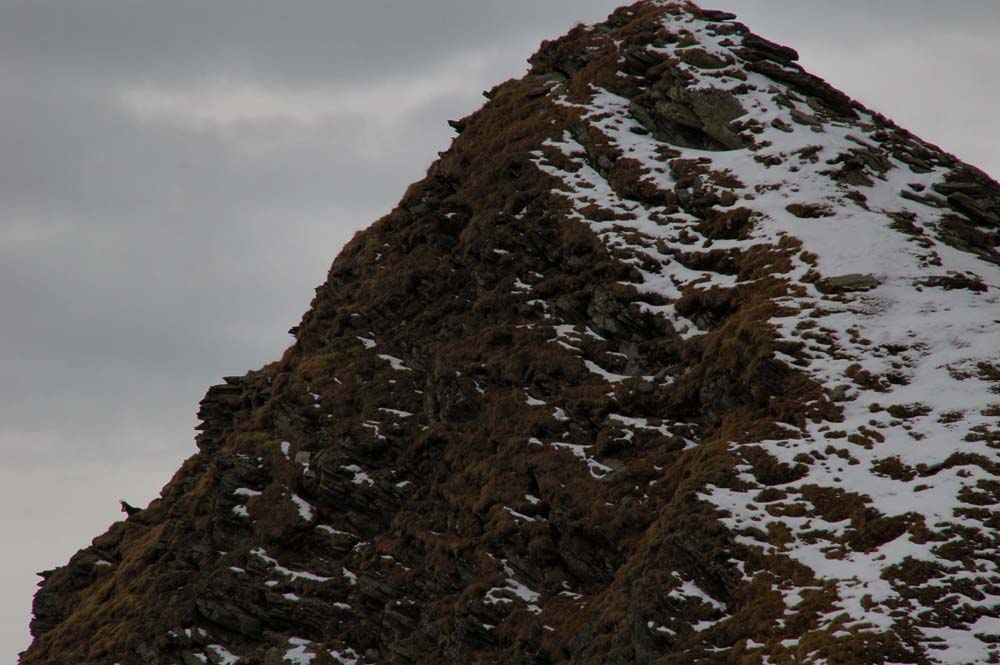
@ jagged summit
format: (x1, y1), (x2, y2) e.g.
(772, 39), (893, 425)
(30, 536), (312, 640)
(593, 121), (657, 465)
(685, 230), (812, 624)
(22, 2), (1000, 664)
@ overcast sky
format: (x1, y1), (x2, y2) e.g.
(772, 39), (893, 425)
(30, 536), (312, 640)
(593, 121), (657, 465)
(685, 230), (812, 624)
(2, 1), (997, 659)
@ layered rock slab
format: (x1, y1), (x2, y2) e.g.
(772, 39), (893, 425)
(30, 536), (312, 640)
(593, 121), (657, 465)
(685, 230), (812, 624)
(22, 2), (1000, 664)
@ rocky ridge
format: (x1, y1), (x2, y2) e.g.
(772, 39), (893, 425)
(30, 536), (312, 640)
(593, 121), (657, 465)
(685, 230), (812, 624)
(21, 2), (1000, 664)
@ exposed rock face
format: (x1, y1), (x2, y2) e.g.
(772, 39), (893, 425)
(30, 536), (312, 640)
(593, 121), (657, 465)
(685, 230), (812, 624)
(21, 2), (1000, 664)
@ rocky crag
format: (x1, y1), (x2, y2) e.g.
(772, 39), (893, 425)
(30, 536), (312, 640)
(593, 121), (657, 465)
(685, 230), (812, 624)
(21, 2), (1000, 664)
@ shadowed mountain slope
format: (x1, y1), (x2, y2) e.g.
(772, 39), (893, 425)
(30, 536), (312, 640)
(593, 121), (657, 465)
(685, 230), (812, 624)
(22, 2), (1000, 664)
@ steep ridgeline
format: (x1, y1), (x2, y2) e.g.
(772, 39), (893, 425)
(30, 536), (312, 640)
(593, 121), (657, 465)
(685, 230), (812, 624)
(22, 2), (1000, 664)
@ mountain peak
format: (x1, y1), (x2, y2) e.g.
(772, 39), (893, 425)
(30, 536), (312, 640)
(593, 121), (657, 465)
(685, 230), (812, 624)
(22, 2), (1000, 664)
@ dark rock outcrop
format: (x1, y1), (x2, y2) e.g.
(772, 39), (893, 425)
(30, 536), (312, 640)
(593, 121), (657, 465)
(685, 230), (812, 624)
(21, 3), (1000, 664)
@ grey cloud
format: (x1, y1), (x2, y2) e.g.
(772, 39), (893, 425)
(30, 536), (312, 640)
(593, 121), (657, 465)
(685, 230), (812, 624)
(0, 1), (620, 86)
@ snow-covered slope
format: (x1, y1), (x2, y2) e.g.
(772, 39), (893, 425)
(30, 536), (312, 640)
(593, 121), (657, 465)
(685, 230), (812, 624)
(533, 4), (1000, 662)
